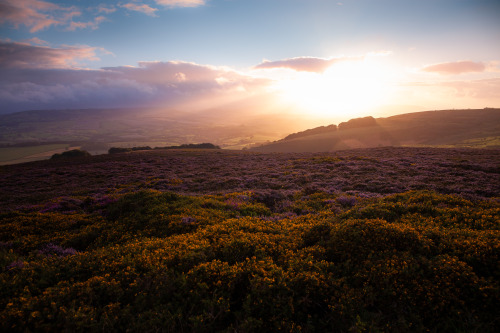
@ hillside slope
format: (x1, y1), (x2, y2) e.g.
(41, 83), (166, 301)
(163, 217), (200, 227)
(252, 108), (500, 152)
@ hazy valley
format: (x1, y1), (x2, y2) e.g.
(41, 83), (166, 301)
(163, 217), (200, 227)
(1, 108), (499, 165)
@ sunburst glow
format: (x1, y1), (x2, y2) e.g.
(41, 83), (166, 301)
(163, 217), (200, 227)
(272, 58), (394, 118)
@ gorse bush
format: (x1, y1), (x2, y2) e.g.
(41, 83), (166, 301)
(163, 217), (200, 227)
(1, 188), (499, 332)
(1, 148), (499, 331)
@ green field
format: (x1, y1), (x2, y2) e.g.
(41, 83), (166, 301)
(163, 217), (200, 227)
(0, 144), (69, 163)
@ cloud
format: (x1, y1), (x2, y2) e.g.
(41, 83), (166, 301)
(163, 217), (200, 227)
(254, 56), (364, 73)
(120, 3), (158, 17)
(394, 78), (500, 110)
(103, 61), (265, 92)
(0, 0), (109, 32)
(22, 37), (49, 46)
(68, 16), (107, 31)
(485, 61), (500, 73)
(421, 61), (486, 75)
(155, 0), (206, 8)
(0, 41), (102, 69)
(97, 5), (116, 14)
(0, 0), (67, 32)
(255, 57), (337, 73)
(0, 1), (206, 34)
(0, 51), (269, 113)
(441, 78), (500, 99)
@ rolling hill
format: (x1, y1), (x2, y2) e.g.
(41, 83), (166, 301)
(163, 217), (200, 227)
(251, 108), (500, 152)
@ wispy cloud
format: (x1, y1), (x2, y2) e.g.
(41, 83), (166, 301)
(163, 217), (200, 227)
(421, 61), (486, 75)
(97, 5), (116, 14)
(441, 78), (500, 99)
(0, 40), (103, 69)
(22, 37), (50, 46)
(254, 56), (361, 73)
(120, 3), (159, 17)
(0, 0), (111, 32)
(68, 16), (107, 31)
(0, 0), (206, 34)
(155, 0), (207, 8)
(0, 0), (70, 32)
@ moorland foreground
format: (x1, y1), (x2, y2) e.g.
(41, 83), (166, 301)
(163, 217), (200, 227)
(1, 147), (499, 332)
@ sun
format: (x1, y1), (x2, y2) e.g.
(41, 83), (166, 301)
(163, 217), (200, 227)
(272, 58), (394, 119)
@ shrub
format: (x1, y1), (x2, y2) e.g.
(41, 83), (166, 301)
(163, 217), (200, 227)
(51, 149), (91, 159)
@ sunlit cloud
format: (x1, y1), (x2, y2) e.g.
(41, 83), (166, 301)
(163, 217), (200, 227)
(0, 0), (68, 32)
(390, 77), (500, 111)
(68, 16), (107, 31)
(255, 56), (348, 73)
(0, 41), (103, 69)
(103, 61), (267, 95)
(486, 61), (500, 73)
(120, 3), (159, 17)
(440, 78), (500, 99)
(261, 56), (396, 118)
(155, 0), (206, 8)
(0, 0), (108, 32)
(0, 51), (269, 113)
(97, 5), (117, 14)
(253, 54), (383, 73)
(22, 37), (50, 46)
(421, 61), (486, 75)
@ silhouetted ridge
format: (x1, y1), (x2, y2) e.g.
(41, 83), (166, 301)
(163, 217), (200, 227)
(280, 116), (378, 142)
(282, 124), (337, 141)
(252, 109), (500, 152)
(338, 116), (377, 130)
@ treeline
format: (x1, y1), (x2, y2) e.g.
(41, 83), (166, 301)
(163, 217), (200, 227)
(108, 143), (220, 154)
(108, 146), (153, 154)
(50, 149), (91, 160)
(282, 116), (378, 141)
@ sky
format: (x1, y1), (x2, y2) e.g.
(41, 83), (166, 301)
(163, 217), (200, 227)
(1, 0), (500, 121)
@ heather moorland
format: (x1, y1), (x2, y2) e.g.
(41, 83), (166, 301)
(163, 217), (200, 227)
(1, 147), (499, 332)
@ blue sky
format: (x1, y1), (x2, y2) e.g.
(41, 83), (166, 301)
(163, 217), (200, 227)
(1, 0), (499, 119)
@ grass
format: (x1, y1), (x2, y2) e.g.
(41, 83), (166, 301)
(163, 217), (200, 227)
(0, 144), (69, 163)
(458, 136), (500, 148)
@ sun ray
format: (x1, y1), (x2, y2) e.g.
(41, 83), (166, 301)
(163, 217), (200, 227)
(272, 58), (395, 119)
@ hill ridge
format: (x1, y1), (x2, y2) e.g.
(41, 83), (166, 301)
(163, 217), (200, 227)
(251, 108), (500, 152)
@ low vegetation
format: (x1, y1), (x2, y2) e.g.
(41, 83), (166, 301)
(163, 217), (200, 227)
(108, 144), (220, 154)
(0, 144), (69, 163)
(51, 149), (91, 160)
(0, 148), (498, 332)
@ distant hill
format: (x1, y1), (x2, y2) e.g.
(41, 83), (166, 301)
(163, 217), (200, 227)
(251, 108), (500, 152)
(0, 107), (308, 152)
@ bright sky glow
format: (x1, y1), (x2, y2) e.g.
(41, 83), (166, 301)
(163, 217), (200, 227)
(266, 55), (397, 118)
(1, 0), (499, 120)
